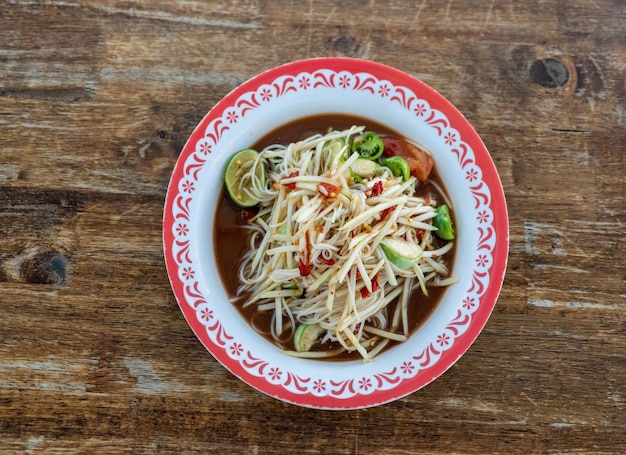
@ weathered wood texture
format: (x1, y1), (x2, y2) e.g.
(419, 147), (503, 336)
(1, 0), (624, 453)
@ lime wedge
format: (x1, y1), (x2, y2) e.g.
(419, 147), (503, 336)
(380, 238), (423, 269)
(294, 323), (324, 352)
(224, 149), (265, 207)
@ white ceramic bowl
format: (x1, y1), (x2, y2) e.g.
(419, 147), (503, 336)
(163, 58), (509, 409)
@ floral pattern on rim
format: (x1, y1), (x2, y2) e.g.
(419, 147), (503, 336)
(165, 61), (504, 408)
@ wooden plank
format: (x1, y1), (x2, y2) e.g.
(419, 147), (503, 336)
(0, 0), (624, 453)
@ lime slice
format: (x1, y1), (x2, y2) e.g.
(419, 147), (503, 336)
(380, 238), (423, 269)
(294, 323), (324, 352)
(224, 149), (265, 207)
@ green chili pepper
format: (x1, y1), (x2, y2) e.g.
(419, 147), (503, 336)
(433, 204), (455, 240)
(351, 132), (384, 160)
(380, 156), (410, 181)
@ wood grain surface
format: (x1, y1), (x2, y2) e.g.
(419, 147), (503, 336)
(1, 0), (624, 453)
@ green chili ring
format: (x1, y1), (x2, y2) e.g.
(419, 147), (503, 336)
(351, 131), (384, 160)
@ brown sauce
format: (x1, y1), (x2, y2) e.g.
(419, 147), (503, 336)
(214, 114), (455, 360)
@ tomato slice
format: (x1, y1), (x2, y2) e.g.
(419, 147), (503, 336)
(382, 138), (434, 182)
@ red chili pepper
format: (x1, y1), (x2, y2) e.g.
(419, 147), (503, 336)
(282, 171), (299, 191)
(360, 273), (380, 298)
(367, 180), (384, 198)
(317, 182), (341, 198)
(380, 205), (397, 221)
(347, 268), (361, 280)
(371, 272), (380, 292)
(298, 259), (313, 277)
(319, 255), (335, 265)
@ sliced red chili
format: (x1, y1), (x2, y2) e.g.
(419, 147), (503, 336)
(380, 205), (397, 221)
(367, 180), (384, 198)
(298, 259), (313, 277)
(371, 273), (380, 293)
(320, 257), (336, 266)
(282, 171), (299, 191)
(317, 182), (341, 198)
(347, 268), (362, 280)
(360, 273), (380, 298)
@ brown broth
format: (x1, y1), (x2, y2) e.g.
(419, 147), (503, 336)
(214, 114), (455, 360)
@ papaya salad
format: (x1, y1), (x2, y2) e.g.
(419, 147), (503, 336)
(222, 125), (458, 361)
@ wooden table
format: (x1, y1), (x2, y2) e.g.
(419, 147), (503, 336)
(1, 0), (624, 453)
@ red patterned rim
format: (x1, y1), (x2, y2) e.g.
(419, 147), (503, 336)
(163, 58), (509, 409)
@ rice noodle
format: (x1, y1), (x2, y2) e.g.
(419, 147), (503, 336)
(235, 126), (456, 360)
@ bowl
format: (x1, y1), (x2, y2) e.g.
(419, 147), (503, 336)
(163, 58), (509, 410)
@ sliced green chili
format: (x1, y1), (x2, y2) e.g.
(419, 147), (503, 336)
(380, 156), (410, 181)
(351, 131), (384, 160)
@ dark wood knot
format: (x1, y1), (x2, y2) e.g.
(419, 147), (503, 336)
(530, 58), (569, 88)
(21, 250), (69, 286)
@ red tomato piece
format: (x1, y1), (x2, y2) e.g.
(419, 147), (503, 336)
(382, 137), (434, 182)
